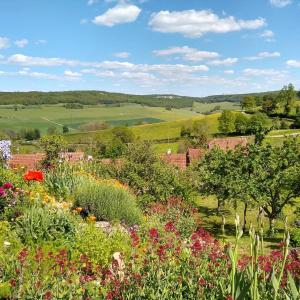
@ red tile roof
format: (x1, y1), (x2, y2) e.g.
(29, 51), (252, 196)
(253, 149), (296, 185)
(187, 148), (205, 163)
(208, 137), (248, 151)
(9, 152), (84, 170)
(161, 153), (187, 170)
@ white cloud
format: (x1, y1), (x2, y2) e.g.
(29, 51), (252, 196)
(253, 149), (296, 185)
(149, 10), (266, 38)
(14, 39), (29, 48)
(0, 37), (10, 49)
(207, 58), (238, 66)
(260, 30), (274, 38)
(224, 70), (235, 74)
(64, 70), (82, 77)
(286, 60), (300, 67)
(113, 52), (130, 58)
(245, 51), (280, 60)
(243, 68), (285, 77)
(93, 4), (141, 26)
(153, 46), (220, 61)
(270, 0), (292, 7)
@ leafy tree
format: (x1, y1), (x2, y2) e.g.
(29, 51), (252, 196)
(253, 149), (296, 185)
(277, 84), (297, 115)
(247, 113), (272, 144)
(118, 142), (194, 206)
(234, 113), (249, 134)
(241, 96), (256, 111)
(194, 139), (300, 234)
(245, 140), (300, 234)
(262, 94), (278, 115)
(62, 125), (69, 134)
(191, 120), (209, 148)
(40, 135), (66, 168)
(218, 110), (236, 134)
(111, 126), (135, 144)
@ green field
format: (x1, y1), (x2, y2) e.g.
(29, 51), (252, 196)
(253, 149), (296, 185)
(0, 104), (199, 134)
(191, 101), (240, 113)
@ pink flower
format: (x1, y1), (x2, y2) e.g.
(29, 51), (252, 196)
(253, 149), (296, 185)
(3, 182), (13, 190)
(149, 228), (159, 240)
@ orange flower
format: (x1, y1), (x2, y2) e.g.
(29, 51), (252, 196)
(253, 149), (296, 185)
(87, 215), (97, 222)
(75, 207), (83, 213)
(23, 171), (44, 182)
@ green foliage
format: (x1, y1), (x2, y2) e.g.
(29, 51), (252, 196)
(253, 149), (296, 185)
(218, 110), (236, 134)
(247, 113), (273, 144)
(290, 228), (300, 247)
(0, 221), (22, 255)
(74, 224), (131, 266)
(277, 84), (297, 115)
(14, 204), (77, 244)
(0, 167), (24, 187)
(235, 112), (250, 134)
(19, 128), (41, 140)
(118, 142), (196, 205)
(40, 135), (66, 167)
(241, 95), (257, 112)
(73, 176), (142, 225)
(180, 119), (209, 147)
(62, 125), (69, 133)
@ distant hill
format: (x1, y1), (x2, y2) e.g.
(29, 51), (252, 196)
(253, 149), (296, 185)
(0, 90), (292, 108)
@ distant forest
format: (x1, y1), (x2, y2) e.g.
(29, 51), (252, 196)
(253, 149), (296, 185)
(0, 90), (297, 108)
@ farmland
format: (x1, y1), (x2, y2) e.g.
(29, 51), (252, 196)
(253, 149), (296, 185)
(0, 103), (199, 134)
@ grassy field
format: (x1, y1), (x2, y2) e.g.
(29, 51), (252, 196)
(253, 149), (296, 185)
(191, 101), (240, 113)
(0, 104), (199, 134)
(65, 113), (221, 144)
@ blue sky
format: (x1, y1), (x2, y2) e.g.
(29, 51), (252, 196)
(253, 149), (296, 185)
(0, 0), (300, 96)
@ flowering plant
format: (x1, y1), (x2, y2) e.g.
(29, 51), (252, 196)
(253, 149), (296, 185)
(0, 182), (24, 213)
(0, 140), (11, 167)
(23, 171), (44, 182)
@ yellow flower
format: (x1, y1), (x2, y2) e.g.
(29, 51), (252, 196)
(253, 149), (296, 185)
(75, 207), (83, 213)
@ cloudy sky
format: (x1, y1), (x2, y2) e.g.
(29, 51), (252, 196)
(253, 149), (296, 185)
(0, 0), (300, 96)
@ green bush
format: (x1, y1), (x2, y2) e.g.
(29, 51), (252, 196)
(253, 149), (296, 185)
(290, 227), (300, 247)
(118, 142), (196, 206)
(74, 176), (142, 225)
(0, 167), (24, 188)
(74, 224), (131, 266)
(14, 204), (77, 244)
(0, 221), (22, 255)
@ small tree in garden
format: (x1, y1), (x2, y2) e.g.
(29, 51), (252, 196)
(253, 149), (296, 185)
(40, 135), (66, 168)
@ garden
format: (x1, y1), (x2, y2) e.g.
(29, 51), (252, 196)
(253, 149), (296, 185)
(0, 137), (300, 299)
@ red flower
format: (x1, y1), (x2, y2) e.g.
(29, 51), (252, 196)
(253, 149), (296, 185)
(149, 228), (159, 239)
(24, 171), (44, 182)
(165, 221), (176, 233)
(199, 278), (206, 286)
(44, 291), (52, 299)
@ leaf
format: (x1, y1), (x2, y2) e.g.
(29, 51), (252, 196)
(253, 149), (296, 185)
(287, 272), (299, 300)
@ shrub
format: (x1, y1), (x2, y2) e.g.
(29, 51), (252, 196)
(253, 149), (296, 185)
(118, 142), (196, 206)
(73, 176), (142, 225)
(14, 204), (77, 244)
(291, 228), (300, 247)
(74, 224), (131, 266)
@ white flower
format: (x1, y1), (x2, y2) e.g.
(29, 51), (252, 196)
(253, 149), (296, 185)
(3, 241), (11, 247)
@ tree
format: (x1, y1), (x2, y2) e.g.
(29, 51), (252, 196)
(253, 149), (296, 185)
(247, 113), (272, 144)
(241, 96), (256, 112)
(111, 126), (135, 144)
(234, 113), (249, 134)
(262, 94), (278, 115)
(277, 84), (297, 115)
(191, 120), (209, 147)
(245, 140), (300, 234)
(62, 125), (69, 134)
(218, 110), (236, 134)
(40, 135), (66, 168)
(194, 139), (300, 234)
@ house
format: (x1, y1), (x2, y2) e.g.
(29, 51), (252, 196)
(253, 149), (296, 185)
(208, 137), (248, 151)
